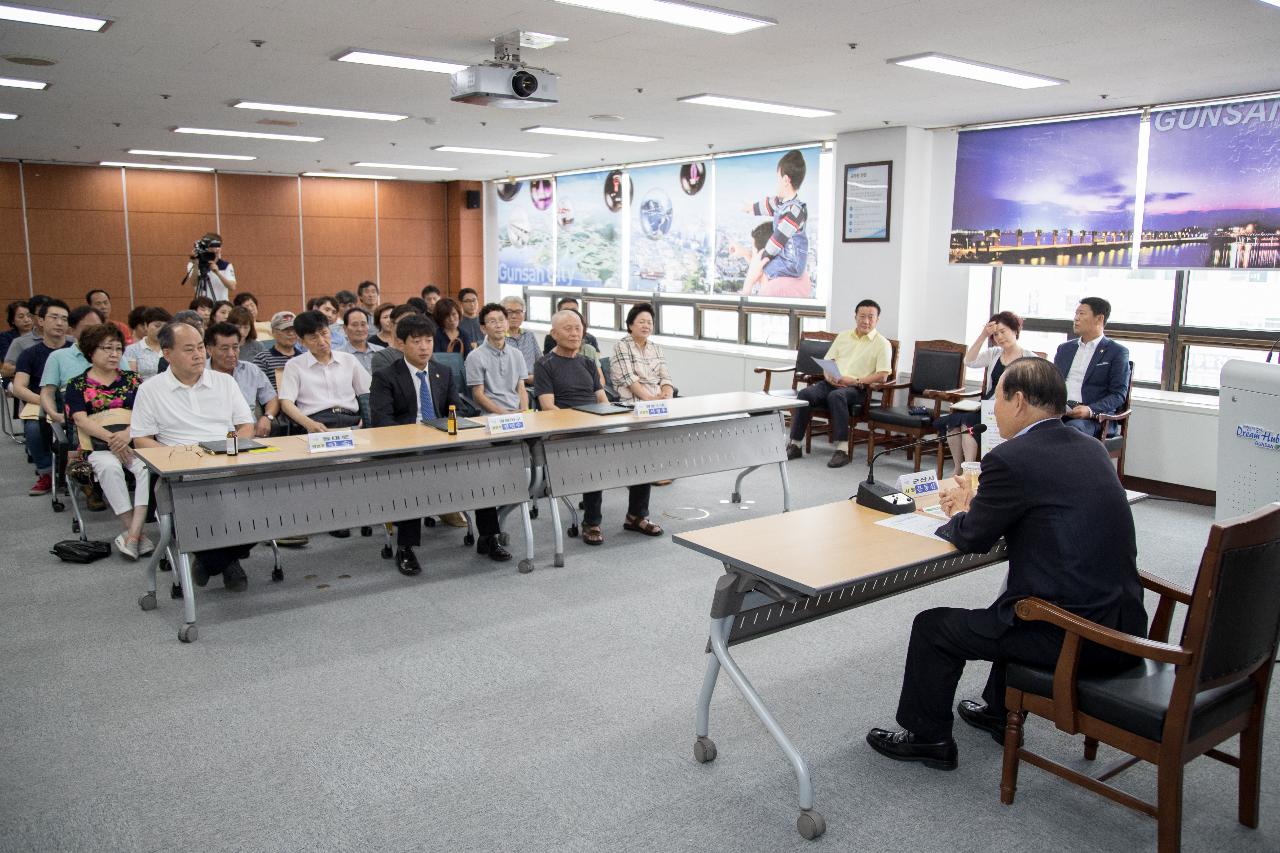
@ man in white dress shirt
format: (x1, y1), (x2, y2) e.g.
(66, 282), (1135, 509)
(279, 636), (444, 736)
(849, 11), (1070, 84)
(278, 310), (371, 434)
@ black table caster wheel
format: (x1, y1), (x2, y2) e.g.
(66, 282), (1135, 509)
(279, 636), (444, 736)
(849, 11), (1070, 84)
(72, 519), (81, 534)
(463, 533), (475, 546)
(529, 505), (539, 519)
(567, 525), (579, 538)
(52, 499), (64, 512)
(360, 526), (373, 537)
(730, 492), (742, 503)
(424, 517), (436, 528)
(694, 736), (717, 763)
(170, 583), (182, 599)
(138, 593), (157, 611)
(271, 567), (284, 582)
(160, 558), (171, 572)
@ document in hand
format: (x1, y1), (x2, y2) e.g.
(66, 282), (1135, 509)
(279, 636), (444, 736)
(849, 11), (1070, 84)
(813, 358), (842, 379)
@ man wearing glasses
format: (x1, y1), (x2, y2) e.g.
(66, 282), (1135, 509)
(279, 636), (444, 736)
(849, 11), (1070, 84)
(206, 321), (278, 438)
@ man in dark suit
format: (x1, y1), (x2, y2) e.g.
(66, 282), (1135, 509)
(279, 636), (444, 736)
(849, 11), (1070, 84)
(369, 313), (511, 576)
(1052, 296), (1130, 439)
(866, 357), (1146, 770)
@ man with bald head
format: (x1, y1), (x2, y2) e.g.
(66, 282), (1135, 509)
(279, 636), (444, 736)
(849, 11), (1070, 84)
(131, 322), (256, 591)
(534, 310), (662, 547)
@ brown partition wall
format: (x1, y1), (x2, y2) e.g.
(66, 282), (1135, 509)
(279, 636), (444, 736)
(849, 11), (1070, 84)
(0, 162), (481, 317)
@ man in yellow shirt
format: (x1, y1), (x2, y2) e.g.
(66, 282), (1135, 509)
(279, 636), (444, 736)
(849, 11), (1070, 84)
(788, 299), (893, 467)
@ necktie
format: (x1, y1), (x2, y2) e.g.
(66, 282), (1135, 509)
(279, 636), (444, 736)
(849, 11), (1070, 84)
(416, 370), (434, 421)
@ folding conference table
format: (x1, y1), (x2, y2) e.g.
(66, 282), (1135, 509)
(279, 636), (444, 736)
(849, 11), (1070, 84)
(675, 500), (1007, 840)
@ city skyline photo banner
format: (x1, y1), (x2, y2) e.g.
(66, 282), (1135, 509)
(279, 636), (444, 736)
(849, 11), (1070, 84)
(495, 178), (555, 286)
(555, 170), (624, 288)
(628, 161), (712, 293)
(1141, 97), (1280, 269)
(950, 114), (1142, 267)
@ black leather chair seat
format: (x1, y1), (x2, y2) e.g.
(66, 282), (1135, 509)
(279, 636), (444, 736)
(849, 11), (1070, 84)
(1007, 659), (1256, 743)
(867, 406), (933, 429)
(1103, 435), (1124, 452)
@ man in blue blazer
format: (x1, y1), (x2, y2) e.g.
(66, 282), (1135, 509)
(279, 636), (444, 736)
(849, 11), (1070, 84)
(866, 357), (1146, 770)
(1052, 296), (1130, 438)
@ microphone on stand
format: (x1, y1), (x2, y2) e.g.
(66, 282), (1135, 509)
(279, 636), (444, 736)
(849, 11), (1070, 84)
(854, 424), (987, 515)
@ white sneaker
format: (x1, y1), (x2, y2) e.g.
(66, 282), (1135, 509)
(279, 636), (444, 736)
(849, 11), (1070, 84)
(136, 535), (155, 557)
(114, 533), (139, 561)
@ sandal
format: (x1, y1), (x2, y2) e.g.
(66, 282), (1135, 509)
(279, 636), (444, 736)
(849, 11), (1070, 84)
(623, 515), (664, 537)
(582, 523), (604, 546)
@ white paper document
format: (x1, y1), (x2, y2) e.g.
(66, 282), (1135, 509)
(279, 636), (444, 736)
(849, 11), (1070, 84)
(812, 357), (842, 379)
(874, 512), (948, 541)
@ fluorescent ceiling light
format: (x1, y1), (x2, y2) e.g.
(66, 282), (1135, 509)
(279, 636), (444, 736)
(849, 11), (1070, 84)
(432, 146), (552, 158)
(174, 127), (324, 142)
(0, 3), (108, 31)
(523, 125), (660, 142)
(888, 53), (1065, 89)
(301, 172), (397, 180)
(128, 149), (256, 161)
(101, 161), (214, 172)
(234, 101), (407, 122)
(335, 49), (468, 75)
(0, 112), (18, 120)
(352, 162), (457, 172)
(677, 93), (835, 118)
(1258, 0), (1280, 7)
(552, 0), (774, 34)
(0, 75), (48, 90)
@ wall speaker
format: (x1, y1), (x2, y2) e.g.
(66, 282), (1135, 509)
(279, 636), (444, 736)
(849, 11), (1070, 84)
(465, 190), (481, 209)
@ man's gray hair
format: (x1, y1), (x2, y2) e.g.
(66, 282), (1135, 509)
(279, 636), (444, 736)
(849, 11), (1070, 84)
(500, 295), (526, 309)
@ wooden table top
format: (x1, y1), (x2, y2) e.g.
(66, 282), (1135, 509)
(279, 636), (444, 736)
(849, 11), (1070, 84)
(674, 499), (961, 595)
(135, 391), (801, 475)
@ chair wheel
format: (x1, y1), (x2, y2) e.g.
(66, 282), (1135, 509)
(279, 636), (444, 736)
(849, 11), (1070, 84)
(567, 525), (579, 538)
(52, 500), (65, 513)
(463, 533), (475, 546)
(423, 517), (437, 528)
(138, 593), (157, 611)
(694, 736), (717, 764)
(71, 519), (81, 533)
(160, 558), (171, 572)
(170, 583), (182, 599)
(796, 809), (825, 840)
(730, 492), (741, 504)
(178, 624), (197, 643)
(360, 526), (373, 537)
(381, 544), (393, 559)
(518, 559), (534, 574)
(271, 568), (284, 582)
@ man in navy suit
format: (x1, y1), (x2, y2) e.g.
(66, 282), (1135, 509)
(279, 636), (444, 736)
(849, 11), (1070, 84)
(866, 357), (1146, 770)
(369, 313), (511, 576)
(1052, 296), (1130, 438)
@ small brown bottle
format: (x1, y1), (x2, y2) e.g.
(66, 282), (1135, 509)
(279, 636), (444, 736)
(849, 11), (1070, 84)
(447, 404), (458, 436)
(226, 430), (238, 456)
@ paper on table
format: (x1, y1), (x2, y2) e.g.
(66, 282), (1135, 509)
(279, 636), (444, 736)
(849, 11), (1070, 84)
(812, 357), (842, 379)
(874, 511), (948, 541)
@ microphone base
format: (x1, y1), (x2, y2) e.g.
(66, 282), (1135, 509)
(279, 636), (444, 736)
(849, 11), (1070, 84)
(854, 479), (917, 515)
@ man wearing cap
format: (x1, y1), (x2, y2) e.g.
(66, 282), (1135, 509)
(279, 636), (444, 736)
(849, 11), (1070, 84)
(251, 311), (303, 391)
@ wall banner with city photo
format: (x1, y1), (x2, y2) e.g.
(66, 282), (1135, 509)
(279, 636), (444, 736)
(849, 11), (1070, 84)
(628, 161), (711, 293)
(714, 146), (821, 297)
(949, 114), (1142, 267)
(495, 178), (555, 286)
(1141, 97), (1280, 270)
(556, 170), (625, 288)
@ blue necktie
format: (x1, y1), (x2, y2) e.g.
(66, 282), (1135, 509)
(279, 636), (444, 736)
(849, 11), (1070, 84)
(416, 370), (434, 421)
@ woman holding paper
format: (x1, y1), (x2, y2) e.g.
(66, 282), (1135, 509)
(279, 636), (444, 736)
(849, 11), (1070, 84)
(610, 303), (675, 403)
(936, 311), (1037, 476)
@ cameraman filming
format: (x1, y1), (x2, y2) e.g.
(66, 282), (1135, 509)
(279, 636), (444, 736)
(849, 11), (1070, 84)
(185, 232), (237, 302)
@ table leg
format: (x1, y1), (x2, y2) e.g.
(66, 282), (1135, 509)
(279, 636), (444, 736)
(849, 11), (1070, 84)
(778, 460), (792, 513)
(137, 513), (171, 612)
(517, 500), (535, 574)
(549, 495), (564, 567)
(730, 465), (758, 504)
(175, 551), (198, 643)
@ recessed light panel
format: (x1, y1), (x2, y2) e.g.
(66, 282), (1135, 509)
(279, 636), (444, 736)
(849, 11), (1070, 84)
(552, 0), (773, 34)
(301, 172), (397, 180)
(128, 149), (256, 161)
(432, 146), (552, 158)
(336, 50), (468, 74)
(523, 126), (660, 142)
(0, 3), (108, 31)
(352, 162), (458, 172)
(101, 161), (214, 172)
(677, 93), (835, 118)
(0, 75), (48, 90)
(888, 53), (1065, 89)
(234, 101), (407, 122)
(174, 127), (324, 142)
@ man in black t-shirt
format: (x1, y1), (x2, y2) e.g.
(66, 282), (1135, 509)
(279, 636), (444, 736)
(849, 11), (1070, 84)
(11, 299), (71, 495)
(533, 310), (662, 547)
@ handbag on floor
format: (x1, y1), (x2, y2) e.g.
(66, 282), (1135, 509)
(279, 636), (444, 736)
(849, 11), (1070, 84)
(50, 539), (111, 563)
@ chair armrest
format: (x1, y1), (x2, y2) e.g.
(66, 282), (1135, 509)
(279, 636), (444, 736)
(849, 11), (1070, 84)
(922, 388), (981, 403)
(1139, 570), (1192, 604)
(50, 421), (68, 445)
(1139, 570), (1192, 643)
(1096, 408), (1132, 423)
(1015, 597), (1191, 665)
(867, 380), (910, 392)
(752, 366), (797, 375)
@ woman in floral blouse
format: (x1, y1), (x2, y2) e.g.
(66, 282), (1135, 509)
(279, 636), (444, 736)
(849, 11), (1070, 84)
(610, 303), (674, 402)
(64, 323), (151, 560)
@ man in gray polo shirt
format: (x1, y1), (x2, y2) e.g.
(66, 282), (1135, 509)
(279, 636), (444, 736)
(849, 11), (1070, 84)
(466, 302), (528, 414)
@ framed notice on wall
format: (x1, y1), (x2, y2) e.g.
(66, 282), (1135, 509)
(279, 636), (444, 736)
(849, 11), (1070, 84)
(842, 161), (892, 242)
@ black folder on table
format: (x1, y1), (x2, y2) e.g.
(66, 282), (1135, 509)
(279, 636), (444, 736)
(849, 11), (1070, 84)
(422, 417), (485, 432)
(197, 438), (265, 454)
(571, 402), (633, 416)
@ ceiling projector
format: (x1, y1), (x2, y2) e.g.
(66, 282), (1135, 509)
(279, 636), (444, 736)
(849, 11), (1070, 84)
(451, 30), (559, 108)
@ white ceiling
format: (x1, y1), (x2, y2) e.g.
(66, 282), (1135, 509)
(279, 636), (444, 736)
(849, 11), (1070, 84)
(1, 0), (1278, 182)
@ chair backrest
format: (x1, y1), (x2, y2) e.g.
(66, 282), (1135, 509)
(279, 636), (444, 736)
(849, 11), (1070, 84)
(795, 332), (836, 380)
(908, 340), (966, 396)
(1181, 502), (1280, 692)
(431, 351), (477, 416)
(77, 408), (132, 452)
(599, 356), (621, 402)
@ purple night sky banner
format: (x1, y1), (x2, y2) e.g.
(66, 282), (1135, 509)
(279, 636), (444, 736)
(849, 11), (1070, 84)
(950, 114), (1142, 266)
(1141, 97), (1280, 269)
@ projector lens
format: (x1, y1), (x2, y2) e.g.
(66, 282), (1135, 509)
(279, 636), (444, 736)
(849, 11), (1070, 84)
(511, 71), (538, 99)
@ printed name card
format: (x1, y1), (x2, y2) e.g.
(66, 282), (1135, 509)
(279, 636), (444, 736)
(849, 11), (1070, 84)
(633, 400), (670, 418)
(896, 470), (940, 499)
(307, 429), (356, 454)
(487, 413), (527, 435)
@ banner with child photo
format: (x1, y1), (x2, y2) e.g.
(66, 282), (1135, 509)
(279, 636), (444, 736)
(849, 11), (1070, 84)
(713, 146), (821, 298)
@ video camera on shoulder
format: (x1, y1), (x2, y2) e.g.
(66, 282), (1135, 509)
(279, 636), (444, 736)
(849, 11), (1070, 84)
(191, 233), (221, 266)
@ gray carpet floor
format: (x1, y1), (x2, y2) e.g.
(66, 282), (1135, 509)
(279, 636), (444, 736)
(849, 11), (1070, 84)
(0, 431), (1276, 853)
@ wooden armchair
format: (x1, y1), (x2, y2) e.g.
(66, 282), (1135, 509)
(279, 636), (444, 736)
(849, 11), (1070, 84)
(864, 339), (966, 471)
(754, 331), (834, 399)
(1095, 360), (1135, 479)
(1000, 502), (1280, 853)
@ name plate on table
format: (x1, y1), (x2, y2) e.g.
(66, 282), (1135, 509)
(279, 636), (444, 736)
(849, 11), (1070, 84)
(633, 400), (669, 418)
(487, 413), (527, 435)
(896, 470), (940, 499)
(306, 429), (356, 453)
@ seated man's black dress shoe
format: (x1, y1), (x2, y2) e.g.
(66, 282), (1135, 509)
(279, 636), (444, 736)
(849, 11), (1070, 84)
(866, 727), (958, 770)
(476, 535), (513, 562)
(957, 699), (1008, 745)
(395, 547), (422, 576)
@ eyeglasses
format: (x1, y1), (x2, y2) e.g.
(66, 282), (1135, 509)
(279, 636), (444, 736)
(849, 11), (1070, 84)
(97, 345), (124, 354)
